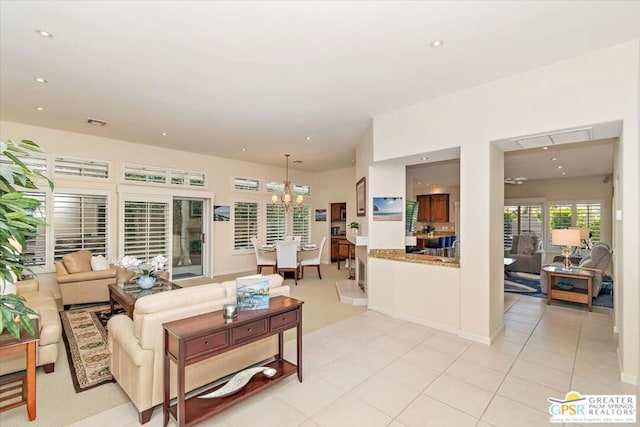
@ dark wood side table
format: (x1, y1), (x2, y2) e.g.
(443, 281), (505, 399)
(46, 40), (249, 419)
(543, 265), (595, 311)
(0, 320), (39, 421)
(109, 279), (182, 319)
(163, 296), (303, 427)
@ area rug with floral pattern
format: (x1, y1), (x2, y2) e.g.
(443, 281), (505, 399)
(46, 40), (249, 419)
(60, 304), (124, 393)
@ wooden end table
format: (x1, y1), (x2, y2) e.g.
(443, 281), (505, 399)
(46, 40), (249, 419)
(0, 320), (39, 421)
(543, 265), (595, 311)
(109, 279), (182, 319)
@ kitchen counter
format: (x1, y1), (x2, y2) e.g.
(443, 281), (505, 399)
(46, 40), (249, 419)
(369, 249), (459, 268)
(414, 232), (456, 239)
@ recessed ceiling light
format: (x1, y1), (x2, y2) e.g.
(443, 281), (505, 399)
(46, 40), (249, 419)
(35, 29), (54, 38)
(542, 146), (549, 150)
(242, 148), (246, 152)
(161, 132), (167, 136)
(34, 77), (47, 84)
(562, 172), (566, 175)
(34, 106), (45, 111)
(351, 159), (354, 163)
(305, 136), (312, 141)
(293, 160), (303, 164)
(557, 165), (563, 169)
(420, 156), (428, 161)
(551, 157), (557, 161)
(430, 40), (444, 48)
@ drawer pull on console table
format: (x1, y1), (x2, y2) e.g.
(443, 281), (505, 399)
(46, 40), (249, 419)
(163, 296), (303, 427)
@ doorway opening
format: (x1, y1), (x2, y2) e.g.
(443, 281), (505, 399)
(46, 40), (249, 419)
(172, 198), (204, 279)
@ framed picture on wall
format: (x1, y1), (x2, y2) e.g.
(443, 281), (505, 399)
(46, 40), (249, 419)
(372, 197), (403, 221)
(356, 177), (366, 217)
(213, 205), (230, 221)
(315, 209), (327, 221)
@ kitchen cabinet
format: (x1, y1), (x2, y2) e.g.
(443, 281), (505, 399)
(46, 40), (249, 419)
(331, 203), (346, 221)
(417, 194), (449, 223)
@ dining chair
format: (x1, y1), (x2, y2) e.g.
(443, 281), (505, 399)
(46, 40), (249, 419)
(276, 240), (301, 285)
(251, 237), (277, 274)
(300, 236), (327, 279)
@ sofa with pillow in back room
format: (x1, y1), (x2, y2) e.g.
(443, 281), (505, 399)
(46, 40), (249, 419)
(504, 233), (544, 274)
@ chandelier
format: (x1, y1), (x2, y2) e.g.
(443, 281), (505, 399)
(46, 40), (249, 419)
(272, 154), (303, 210)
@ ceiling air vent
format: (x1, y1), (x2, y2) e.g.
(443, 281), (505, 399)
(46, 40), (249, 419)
(512, 127), (592, 149)
(87, 118), (108, 126)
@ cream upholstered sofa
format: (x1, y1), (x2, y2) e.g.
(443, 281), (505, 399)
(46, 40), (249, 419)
(107, 274), (289, 424)
(0, 279), (62, 375)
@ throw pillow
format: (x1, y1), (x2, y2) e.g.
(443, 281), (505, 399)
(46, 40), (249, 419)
(91, 255), (111, 271)
(62, 250), (92, 274)
(517, 233), (535, 255)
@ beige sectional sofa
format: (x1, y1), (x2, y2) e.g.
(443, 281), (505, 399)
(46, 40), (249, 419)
(0, 279), (62, 376)
(107, 274), (290, 424)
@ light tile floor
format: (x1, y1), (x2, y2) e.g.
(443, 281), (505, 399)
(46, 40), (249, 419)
(71, 294), (637, 427)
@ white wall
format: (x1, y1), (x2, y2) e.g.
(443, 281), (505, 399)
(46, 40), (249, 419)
(368, 258), (460, 332)
(310, 166), (356, 263)
(0, 120), (346, 290)
(369, 40), (640, 382)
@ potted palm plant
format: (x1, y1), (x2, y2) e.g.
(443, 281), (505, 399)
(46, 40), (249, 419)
(0, 139), (53, 339)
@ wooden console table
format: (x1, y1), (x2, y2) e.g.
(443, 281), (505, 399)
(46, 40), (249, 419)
(163, 296), (303, 427)
(0, 321), (39, 421)
(543, 265), (595, 311)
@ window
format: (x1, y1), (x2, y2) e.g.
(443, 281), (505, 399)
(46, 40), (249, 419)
(123, 165), (167, 184)
(123, 200), (169, 261)
(54, 157), (109, 179)
(54, 193), (108, 260)
(293, 184), (311, 196)
(265, 181), (284, 194)
(234, 201), (259, 250)
(576, 202), (602, 244)
(0, 154), (48, 176)
(292, 204), (311, 245)
(548, 202), (603, 248)
(234, 177), (260, 192)
(21, 192), (47, 267)
(265, 204), (286, 245)
(503, 203), (543, 249)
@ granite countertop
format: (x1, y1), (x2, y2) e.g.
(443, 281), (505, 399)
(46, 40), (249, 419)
(369, 249), (460, 268)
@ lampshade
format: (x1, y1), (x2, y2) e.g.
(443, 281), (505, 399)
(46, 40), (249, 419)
(570, 227), (590, 240)
(551, 228), (581, 246)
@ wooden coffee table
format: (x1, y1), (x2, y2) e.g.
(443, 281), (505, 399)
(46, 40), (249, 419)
(109, 279), (181, 319)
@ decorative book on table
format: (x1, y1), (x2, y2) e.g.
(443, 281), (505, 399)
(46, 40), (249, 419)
(236, 274), (270, 311)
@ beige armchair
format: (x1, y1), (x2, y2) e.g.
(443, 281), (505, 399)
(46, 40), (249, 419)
(56, 250), (118, 308)
(0, 279), (62, 375)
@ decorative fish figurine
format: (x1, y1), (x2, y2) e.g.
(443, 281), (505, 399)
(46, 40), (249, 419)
(198, 366), (277, 399)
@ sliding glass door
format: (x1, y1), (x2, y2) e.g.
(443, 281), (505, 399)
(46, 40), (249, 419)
(172, 198), (204, 279)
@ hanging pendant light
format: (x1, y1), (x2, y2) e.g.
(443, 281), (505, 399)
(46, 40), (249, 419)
(272, 154), (302, 210)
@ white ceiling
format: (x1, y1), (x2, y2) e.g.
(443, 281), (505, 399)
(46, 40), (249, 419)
(408, 138), (616, 188)
(0, 1), (638, 171)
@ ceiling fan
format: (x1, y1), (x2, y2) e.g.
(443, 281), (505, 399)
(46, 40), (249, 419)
(504, 176), (527, 185)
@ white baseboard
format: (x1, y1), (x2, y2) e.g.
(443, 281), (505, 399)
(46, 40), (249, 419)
(620, 371), (638, 386)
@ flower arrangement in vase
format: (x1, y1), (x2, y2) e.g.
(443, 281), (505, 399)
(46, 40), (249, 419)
(116, 255), (168, 289)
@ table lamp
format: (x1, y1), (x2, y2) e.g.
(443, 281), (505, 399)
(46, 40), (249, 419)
(570, 227), (590, 254)
(551, 228), (582, 269)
